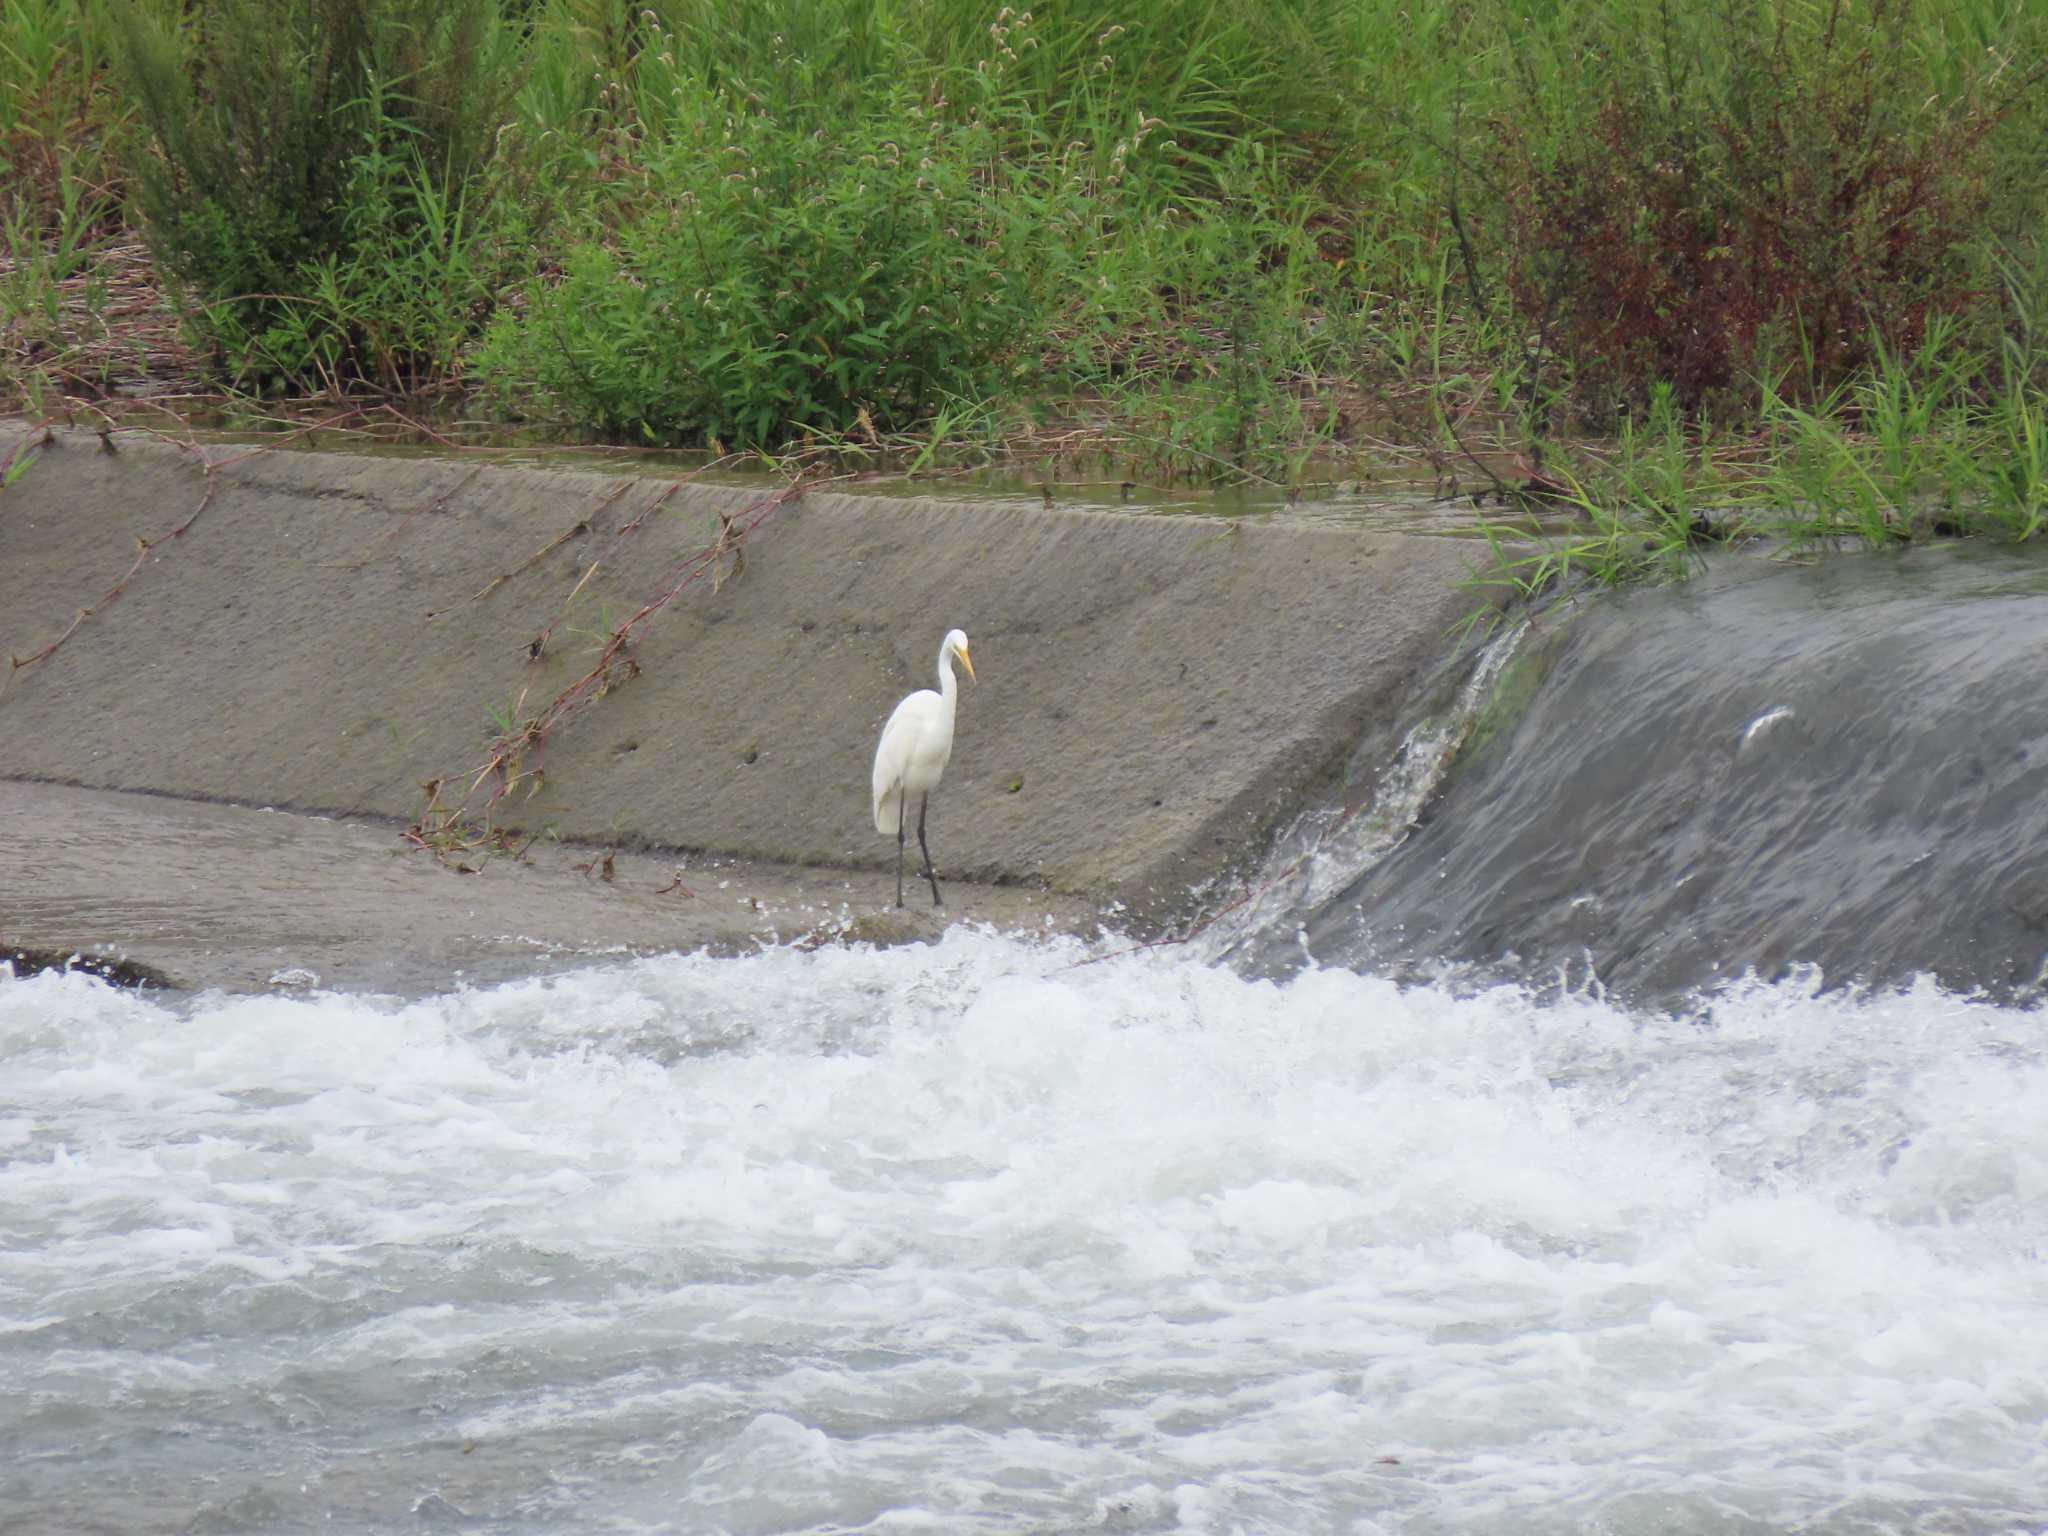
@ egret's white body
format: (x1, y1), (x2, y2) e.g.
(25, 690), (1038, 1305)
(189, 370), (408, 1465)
(872, 628), (974, 907)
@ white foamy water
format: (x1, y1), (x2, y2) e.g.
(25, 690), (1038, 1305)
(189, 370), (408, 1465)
(4, 934), (2045, 1534)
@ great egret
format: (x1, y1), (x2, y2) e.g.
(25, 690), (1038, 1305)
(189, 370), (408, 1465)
(872, 628), (975, 908)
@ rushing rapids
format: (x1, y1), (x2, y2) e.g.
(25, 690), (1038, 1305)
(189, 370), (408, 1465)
(5, 933), (2046, 1532)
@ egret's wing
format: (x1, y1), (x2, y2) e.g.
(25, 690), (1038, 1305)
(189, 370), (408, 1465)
(872, 692), (926, 834)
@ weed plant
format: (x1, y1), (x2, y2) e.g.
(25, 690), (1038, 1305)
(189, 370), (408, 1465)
(1, 0), (134, 228)
(1469, 326), (2048, 612)
(0, 0), (148, 401)
(0, 0), (2042, 573)
(1484, 0), (2030, 420)
(473, 45), (1055, 446)
(109, 0), (520, 390)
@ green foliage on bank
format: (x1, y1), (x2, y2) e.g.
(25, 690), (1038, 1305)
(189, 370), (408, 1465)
(107, 0), (523, 389)
(471, 65), (1057, 445)
(3, 0), (2045, 561)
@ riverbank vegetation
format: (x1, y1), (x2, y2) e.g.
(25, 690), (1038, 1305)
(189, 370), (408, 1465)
(3, 0), (2045, 576)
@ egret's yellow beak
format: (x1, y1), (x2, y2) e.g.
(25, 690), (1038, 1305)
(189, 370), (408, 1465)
(959, 646), (976, 682)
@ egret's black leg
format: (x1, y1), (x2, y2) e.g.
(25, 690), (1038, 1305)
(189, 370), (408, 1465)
(895, 792), (907, 909)
(918, 793), (943, 907)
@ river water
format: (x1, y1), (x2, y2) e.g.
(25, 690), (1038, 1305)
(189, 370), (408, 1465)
(5, 930), (2045, 1533)
(1268, 544), (2048, 1007)
(9, 541), (2048, 1532)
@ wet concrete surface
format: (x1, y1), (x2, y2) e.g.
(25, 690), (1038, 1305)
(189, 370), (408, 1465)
(1, 780), (1097, 995)
(0, 423), (1500, 927)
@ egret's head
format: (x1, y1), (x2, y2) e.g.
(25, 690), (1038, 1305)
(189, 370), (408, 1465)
(946, 628), (975, 682)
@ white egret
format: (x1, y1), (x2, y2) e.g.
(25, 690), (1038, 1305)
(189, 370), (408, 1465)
(872, 628), (975, 908)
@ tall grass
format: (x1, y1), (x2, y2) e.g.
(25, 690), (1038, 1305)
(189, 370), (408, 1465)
(0, 0), (138, 226)
(107, 0), (524, 391)
(1, 0), (2043, 538)
(0, 0), (170, 404)
(1468, 326), (2048, 619)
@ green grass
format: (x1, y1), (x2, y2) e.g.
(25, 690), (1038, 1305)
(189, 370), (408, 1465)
(1, 0), (2045, 583)
(1465, 326), (2048, 616)
(0, 0), (141, 401)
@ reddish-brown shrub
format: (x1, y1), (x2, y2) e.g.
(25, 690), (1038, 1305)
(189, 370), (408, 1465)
(1493, 2), (1998, 414)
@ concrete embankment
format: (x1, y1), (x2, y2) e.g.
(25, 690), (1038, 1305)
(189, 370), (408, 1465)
(0, 423), (1494, 969)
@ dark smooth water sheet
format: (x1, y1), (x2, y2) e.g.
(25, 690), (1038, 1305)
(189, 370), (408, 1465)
(1275, 543), (2048, 1003)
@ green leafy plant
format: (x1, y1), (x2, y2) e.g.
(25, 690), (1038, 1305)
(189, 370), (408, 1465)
(110, 0), (518, 389)
(475, 67), (1053, 447)
(1, 155), (111, 349)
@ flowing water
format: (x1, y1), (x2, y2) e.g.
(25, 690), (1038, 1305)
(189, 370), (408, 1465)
(1241, 543), (2048, 1007)
(7, 940), (2047, 1533)
(7, 544), (2048, 1533)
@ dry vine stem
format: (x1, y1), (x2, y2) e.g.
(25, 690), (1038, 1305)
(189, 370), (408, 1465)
(3, 408), (365, 695)
(526, 477), (693, 660)
(4, 433), (219, 692)
(469, 482), (631, 603)
(370, 465), (484, 549)
(409, 474), (814, 860)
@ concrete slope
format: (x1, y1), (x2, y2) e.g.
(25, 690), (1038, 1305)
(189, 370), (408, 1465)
(0, 424), (1493, 920)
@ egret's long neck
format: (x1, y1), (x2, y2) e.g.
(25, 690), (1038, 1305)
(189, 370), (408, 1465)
(935, 646), (958, 706)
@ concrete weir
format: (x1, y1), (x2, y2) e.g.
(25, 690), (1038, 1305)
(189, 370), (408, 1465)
(0, 423), (1491, 988)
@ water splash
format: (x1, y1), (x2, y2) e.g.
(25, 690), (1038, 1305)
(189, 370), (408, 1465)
(1201, 620), (1528, 960)
(4, 934), (2043, 1533)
